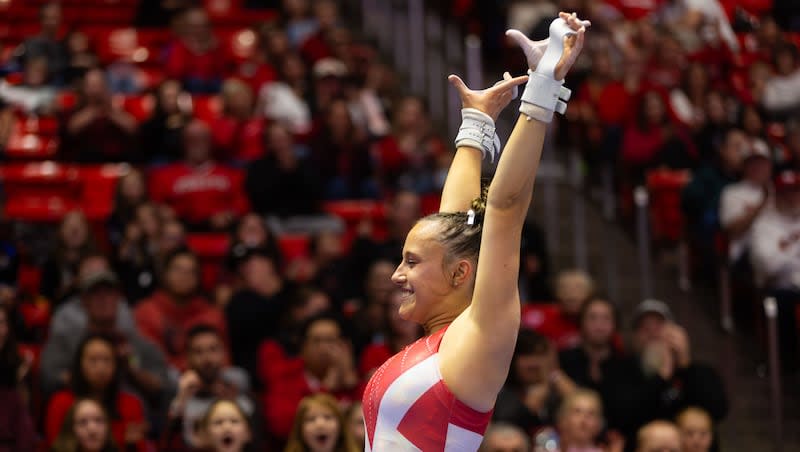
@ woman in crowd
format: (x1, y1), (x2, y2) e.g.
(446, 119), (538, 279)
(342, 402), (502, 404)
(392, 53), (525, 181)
(51, 398), (119, 452)
(139, 79), (192, 163)
(357, 288), (422, 378)
(41, 210), (97, 306)
(284, 393), (360, 452)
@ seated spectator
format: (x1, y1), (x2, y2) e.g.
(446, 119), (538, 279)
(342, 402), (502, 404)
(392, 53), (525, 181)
(45, 333), (147, 451)
(0, 306), (36, 451)
(0, 56), (56, 114)
(349, 259), (396, 352)
(163, 325), (257, 451)
(693, 90), (733, 163)
(134, 249), (227, 370)
(635, 421), (681, 452)
(760, 42), (800, 118)
(738, 104), (766, 139)
(245, 122), (323, 218)
(225, 249), (290, 383)
(676, 406), (713, 452)
(682, 128), (746, 274)
(225, 212), (283, 272)
(259, 76), (313, 136)
(15, 2), (67, 83)
(310, 98), (376, 200)
(41, 266), (168, 412)
(670, 62), (710, 131)
(559, 296), (625, 394)
(719, 138), (773, 265)
(212, 79), (265, 163)
(40, 210), (98, 307)
(51, 398), (117, 452)
(288, 231), (351, 302)
(262, 313), (360, 440)
(164, 7), (228, 94)
(493, 329), (576, 436)
(62, 30), (98, 86)
(776, 120), (800, 172)
(283, 0), (317, 48)
(283, 393), (360, 452)
(154, 217), (188, 276)
(298, 0), (342, 64)
(149, 120), (250, 231)
(534, 269), (594, 350)
(554, 390), (609, 452)
(268, 286), (331, 357)
(61, 68), (138, 163)
(140, 79), (192, 164)
(604, 300), (727, 445)
(358, 289), (423, 378)
(114, 203), (163, 304)
(750, 169), (800, 370)
(372, 96), (448, 193)
(109, 169), (149, 247)
(478, 423), (531, 452)
(345, 401), (365, 449)
(197, 399), (254, 452)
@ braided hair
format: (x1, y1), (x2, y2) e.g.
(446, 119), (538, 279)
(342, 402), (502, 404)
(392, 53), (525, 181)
(419, 181), (489, 265)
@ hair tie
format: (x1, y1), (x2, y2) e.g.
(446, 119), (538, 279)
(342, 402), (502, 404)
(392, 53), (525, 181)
(467, 209), (476, 225)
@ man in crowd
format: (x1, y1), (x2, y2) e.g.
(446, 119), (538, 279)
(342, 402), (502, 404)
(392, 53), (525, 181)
(636, 421), (682, 452)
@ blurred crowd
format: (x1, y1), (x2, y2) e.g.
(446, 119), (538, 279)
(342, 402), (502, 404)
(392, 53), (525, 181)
(3, 0), (798, 451)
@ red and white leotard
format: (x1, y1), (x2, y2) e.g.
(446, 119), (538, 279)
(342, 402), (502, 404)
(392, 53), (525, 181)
(362, 326), (493, 451)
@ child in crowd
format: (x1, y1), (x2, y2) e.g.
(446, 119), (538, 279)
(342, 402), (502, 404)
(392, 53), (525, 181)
(51, 398), (119, 452)
(676, 406), (713, 452)
(198, 399), (254, 452)
(284, 394), (359, 452)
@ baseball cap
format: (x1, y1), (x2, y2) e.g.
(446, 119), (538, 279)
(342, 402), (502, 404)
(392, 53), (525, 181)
(742, 138), (771, 161)
(774, 170), (800, 192)
(79, 270), (120, 293)
(632, 299), (674, 326)
(313, 58), (347, 79)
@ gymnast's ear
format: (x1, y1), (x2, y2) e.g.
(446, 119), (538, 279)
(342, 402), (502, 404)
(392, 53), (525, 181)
(450, 259), (473, 288)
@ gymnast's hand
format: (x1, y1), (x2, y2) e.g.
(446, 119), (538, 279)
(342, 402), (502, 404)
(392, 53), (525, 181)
(506, 11), (590, 80)
(447, 72), (529, 122)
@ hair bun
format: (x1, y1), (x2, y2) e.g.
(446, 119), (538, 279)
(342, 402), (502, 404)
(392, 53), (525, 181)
(470, 181), (490, 217)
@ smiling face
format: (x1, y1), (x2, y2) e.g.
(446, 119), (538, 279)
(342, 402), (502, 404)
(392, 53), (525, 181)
(302, 401), (340, 452)
(205, 401), (251, 452)
(73, 399), (110, 452)
(391, 221), (457, 324)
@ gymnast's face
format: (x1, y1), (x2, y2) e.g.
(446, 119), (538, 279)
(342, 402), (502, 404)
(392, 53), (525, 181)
(392, 221), (455, 323)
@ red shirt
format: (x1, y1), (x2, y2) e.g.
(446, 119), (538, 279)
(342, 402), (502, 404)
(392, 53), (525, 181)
(164, 39), (228, 84)
(45, 390), (146, 452)
(134, 290), (227, 370)
(603, 0), (665, 20)
(149, 162), (250, 226)
(521, 304), (581, 350)
(211, 116), (266, 163)
(359, 343), (393, 377)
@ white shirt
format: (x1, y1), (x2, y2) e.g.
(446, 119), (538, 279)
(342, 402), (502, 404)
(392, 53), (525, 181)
(719, 181), (767, 262)
(750, 208), (800, 289)
(762, 70), (800, 114)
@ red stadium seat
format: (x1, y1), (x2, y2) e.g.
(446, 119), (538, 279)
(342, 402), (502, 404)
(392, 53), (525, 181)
(278, 234), (310, 263)
(186, 233), (231, 259)
(120, 94), (156, 123)
(323, 200), (388, 247)
(520, 303), (561, 331)
(4, 131), (59, 160)
(0, 162), (82, 221)
(646, 169), (691, 244)
(85, 27), (161, 65)
(79, 164), (130, 221)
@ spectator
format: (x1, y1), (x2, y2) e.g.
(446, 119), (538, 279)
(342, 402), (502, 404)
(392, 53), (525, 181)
(289, 231), (351, 302)
(372, 96), (448, 193)
(358, 289), (423, 378)
(197, 399), (254, 452)
(267, 286), (331, 358)
(519, 220), (552, 302)
(134, 249), (226, 370)
(51, 398), (118, 452)
(719, 138), (773, 265)
(114, 203), (164, 304)
(283, 0), (317, 48)
(0, 102), (12, 154)
(738, 104), (765, 139)
(40, 210), (97, 306)
(62, 69), (138, 163)
(478, 423), (531, 452)
(670, 62), (710, 131)
(635, 421), (681, 452)
(154, 218), (187, 276)
(493, 329), (576, 436)
(761, 43), (800, 118)
(245, 122), (323, 218)
(212, 79), (265, 163)
(62, 30), (98, 86)
(750, 169), (800, 370)
(531, 269), (594, 350)
(109, 169), (149, 247)
(283, 393), (360, 452)
(310, 98), (376, 200)
(135, 0), (194, 28)
(225, 213), (283, 272)
(554, 389), (611, 452)
(16, 2), (67, 83)
(44, 333), (147, 451)
(0, 56), (56, 114)
(225, 249), (290, 384)
(776, 120), (800, 172)
(559, 296), (625, 394)
(139, 79), (192, 163)
(604, 300), (727, 446)
(693, 90), (732, 163)
(259, 71), (313, 135)
(344, 401), (365, 450)
(0, 219), (19, 303)
(676, 406), (713, 452)
(164, 7), (227, 93)
(41, 266), (168, 411)
(348, 259), (396, 352)
(298, 0), (342, 64)
(0, 306), (36, 451)
(164, 325), (257, 451)
(262, 313), (359, 440)
(149, 120), (250, 231)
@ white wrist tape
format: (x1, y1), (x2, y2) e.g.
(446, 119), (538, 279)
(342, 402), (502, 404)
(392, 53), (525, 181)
(455, 108), (502, 162)
(519, 17), (575, 123)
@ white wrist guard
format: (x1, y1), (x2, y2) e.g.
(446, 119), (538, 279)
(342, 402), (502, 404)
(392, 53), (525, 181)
(519, 17), (576, 123)
(455, 108), (502, 162)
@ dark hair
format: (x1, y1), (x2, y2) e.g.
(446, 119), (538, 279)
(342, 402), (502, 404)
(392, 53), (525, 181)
(507, 328), (550, 388)
(185, 324), (222, 352)
(419, 182), (489, 265)
(161, 248), (199, 286)
(112, 170), (147, 226)
(299, 311), (346, 344)
(578, 295), (620, 331)
(51, 398), (119, 452)
(0, 306), (21, 388)
(71, 334), (122, 419)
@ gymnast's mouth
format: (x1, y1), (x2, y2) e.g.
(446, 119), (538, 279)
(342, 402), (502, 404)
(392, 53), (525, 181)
(400, 288), (414, 297)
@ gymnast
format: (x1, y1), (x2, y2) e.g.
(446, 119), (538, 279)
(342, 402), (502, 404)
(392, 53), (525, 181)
(361, 12), (590, 451)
